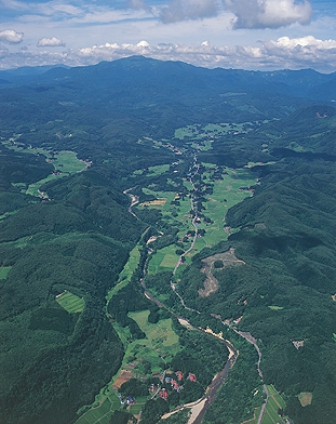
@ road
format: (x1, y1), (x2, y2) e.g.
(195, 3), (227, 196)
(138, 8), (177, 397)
(127, 159), (241, 424)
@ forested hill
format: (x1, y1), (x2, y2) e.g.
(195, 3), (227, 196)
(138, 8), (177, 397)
(1, 56), (336, 424)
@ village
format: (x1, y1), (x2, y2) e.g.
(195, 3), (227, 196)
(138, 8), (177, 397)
(117, 370), (198, 409)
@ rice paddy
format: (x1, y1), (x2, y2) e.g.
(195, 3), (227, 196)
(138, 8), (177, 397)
(244, 385), (287, 424)
(144, 162), (257, 275)
(55, 291), (85, 313)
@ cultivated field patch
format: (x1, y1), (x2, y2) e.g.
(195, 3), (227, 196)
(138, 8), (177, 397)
(141, 198), (167, 207)
(56, 291), (85, 313)
(243, 385), (287, 424)
(105, 245), (140, 305)
(194, 165), (257, 248)
(298, 392), (313, 407)
(129, 310), (179, 348)
(112, 370), (133, 389)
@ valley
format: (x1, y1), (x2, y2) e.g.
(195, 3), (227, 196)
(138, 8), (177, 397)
(1, 57), (336, 424)
(72, 143), (290, 424)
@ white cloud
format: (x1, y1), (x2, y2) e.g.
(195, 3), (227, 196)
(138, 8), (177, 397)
(224, 0), (312, 29)
(37, 37), (66, 47)
(75, 36), (336, 72)
(260, 35), (336, 68)
(0, 29), (24, 43)
(160, 0), (218, 23)
(1, 36), (336, 72)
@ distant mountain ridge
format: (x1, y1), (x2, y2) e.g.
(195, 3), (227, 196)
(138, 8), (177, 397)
(1, 56), (335, 102)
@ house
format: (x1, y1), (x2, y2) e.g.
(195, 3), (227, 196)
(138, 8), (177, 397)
(127, 396), (136, 405)
(172, 381), (180, 392)
(160, 388), (169, 400)
(188, 373), (197, 383)
(176, 371), (184, 381)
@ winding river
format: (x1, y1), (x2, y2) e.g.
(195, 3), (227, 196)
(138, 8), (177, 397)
(125, 155), (268, 424)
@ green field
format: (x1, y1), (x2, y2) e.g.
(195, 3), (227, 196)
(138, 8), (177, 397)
(0, 267), (12, 279)
(148, 164), (170, 174)
(129, 310), (179, 348)
(174, 122), (254, 141)
(147, 246), (180, 274)
(144, 163), (256, 275)
(74, 310), (181, 424)
(75, 393), (122, 424)
(105, 245), (140, 305)
(261, 385), (286, 424)
(245, 385), (286, 424)
(194, 165), (257, 248)
(26, 174), (68, 197)
(27, 150), (88, 197)
(56, 291), (85, 313)
(3, 142), (88, 197)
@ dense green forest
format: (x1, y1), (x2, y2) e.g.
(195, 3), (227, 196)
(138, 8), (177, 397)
(1, 56), (336, 424)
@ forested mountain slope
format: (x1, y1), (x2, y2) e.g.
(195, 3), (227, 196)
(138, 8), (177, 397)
(0, 56), (336, 424)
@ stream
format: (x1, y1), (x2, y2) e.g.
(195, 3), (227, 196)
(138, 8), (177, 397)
(125, 155), (268, 424)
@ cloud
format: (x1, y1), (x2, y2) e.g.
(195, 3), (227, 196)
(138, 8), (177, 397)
(1, 36), (336, 72)
(160, 0), (218, 23)
(37, 37), (66, 47)
(0, 29), (24, 43)
(126, 0), (152, 11)
(260, 35), (336, 67)
(0, 0), (82, 15)
(224, 0), (312, 29)
(75, 36), (336, 72)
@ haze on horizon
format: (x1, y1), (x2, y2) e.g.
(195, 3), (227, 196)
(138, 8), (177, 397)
(0, 0), (335, 72)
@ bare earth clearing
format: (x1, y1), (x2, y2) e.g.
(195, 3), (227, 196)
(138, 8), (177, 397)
(199, 248), (246, 297)
(298, 392), (313, 407)
(112, 370), (133, 389)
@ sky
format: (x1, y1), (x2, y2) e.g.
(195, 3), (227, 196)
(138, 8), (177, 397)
(1, 0), (336, 71)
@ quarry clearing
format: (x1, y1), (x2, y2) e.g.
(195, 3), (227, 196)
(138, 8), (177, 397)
(199, 248), (246, 297)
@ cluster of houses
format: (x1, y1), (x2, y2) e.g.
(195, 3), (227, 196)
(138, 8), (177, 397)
(117, 370), (198, 407)
(118, 394), (136, 406)
(158, 371), (197, 400)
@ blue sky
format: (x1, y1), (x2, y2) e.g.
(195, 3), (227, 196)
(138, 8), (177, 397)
(0, 0), (336, 71)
